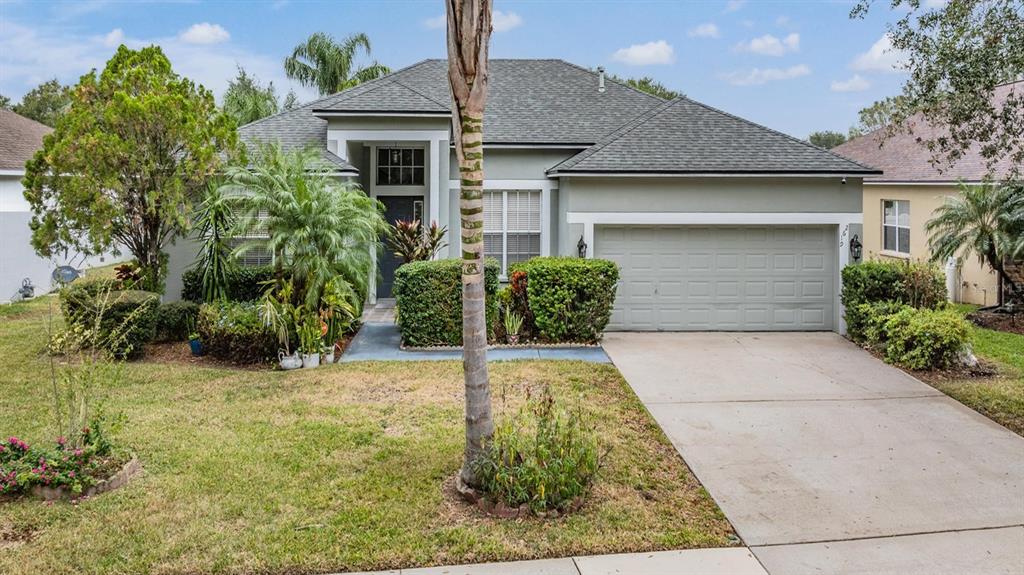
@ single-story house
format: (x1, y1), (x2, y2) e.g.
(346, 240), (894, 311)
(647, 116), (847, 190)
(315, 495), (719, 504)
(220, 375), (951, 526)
(166, 59), (880, 333)
(832, 80), (1020, 307)
(1, 110), (122, 303)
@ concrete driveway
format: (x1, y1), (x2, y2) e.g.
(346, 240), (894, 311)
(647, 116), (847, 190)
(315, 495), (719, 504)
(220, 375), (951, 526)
(603, 332), (1024, 575)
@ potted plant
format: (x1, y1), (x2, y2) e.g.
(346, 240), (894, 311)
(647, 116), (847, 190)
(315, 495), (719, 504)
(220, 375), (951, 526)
(320, 278), (358, 365)
(504, 308), (523, 345)
(298, 315), (321, 368)
(186, 315), (204, 356)
(259, 283), (301, 370)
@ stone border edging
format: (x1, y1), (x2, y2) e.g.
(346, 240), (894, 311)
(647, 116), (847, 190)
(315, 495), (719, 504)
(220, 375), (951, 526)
(30, 457), (140, 501)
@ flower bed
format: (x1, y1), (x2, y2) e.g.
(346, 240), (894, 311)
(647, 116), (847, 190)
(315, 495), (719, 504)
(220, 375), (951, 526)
(1, 432), (132, 501)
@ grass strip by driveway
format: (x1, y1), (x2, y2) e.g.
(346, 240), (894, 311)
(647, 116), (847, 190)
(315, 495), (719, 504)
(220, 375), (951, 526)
(924, 304), (1024, 435)
(0, 296), (733, 574)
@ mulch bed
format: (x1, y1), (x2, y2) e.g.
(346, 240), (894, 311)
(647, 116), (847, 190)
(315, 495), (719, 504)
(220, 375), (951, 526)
(141, 332), (356, 371)
(859, 344), (999, 384)
(967, 309), (1024, 336)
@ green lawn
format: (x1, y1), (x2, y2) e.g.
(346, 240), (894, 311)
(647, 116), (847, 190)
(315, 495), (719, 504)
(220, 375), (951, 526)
(0, 296), (733, 574)
(930, 304), (1024, 435)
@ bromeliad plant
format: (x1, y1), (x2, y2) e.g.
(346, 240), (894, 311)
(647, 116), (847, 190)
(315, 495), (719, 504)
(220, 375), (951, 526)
(387, 219), (449, 263)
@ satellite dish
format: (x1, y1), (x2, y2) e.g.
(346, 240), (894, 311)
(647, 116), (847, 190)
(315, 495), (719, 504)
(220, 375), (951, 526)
(52, 266), (81, 286)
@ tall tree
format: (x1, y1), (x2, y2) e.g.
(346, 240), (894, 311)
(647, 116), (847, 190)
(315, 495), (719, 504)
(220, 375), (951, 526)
(282, 90), (299, 111)
(848, 95), (908, 137)
(284, 32), (390, 96)
(851, 0), (1024, 177)
(222, 66), (279, 126)
(12, 79), (71, 127)
(608, 73), (681, 99)
(23, 46), (239, 293)
(447, 0), (494, 492)
(808, 130), (848, 149)
(926, 183), (1024, 306)
(0, 94), (11, 109)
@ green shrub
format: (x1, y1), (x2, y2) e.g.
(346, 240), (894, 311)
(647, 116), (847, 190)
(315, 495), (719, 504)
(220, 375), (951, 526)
(878, 307), (972, 370)
(154, 301), (200, 342)
(61, 285), (159, 359)
(197, 301), (278, 363)
(857, 301), (911, 349)
(393, 258), (499, 347)
(508, 257), (619, 343)
(842, 260), (946, 341)
(181, 265), (276, 303)
(60, 278), (121, 319)
(473, 386), (601, 514)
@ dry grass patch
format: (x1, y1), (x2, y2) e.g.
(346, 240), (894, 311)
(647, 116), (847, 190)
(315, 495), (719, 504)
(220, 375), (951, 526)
(0, 297), (733, 574)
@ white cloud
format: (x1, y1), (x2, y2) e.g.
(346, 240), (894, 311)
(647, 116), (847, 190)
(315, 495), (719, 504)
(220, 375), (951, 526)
(724, 0), (746, 13)
(688, 23), (720, 39)
(179, 22), (230, 45)
(492, 10), (523, 32)
(102, 28), (124, 48)
(722, 64), (811, 86)
(736, 33), (799, 56)
(423, 14), (446, 29)
(851, 35), (907, 73)
(830, 74), (871, 92)
(775, 15), (791, 27)
(0, 19), (319, 105)
(611, 40), (676, 66)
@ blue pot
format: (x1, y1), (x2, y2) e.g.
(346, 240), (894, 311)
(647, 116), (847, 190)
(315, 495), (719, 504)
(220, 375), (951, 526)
(189, 339), (204, 356)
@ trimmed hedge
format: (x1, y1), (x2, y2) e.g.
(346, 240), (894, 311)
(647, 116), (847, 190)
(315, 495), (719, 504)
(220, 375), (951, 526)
(154, 301), (200, 342)
(509, 257), (619, 343)
(842, 260), (946, 342)
(61, 284), (159, 359)
(181, 265), (276, 303)
(393, 258), (500, 347)
(866, 306), (972, 370)
(196, 301), (278, 364)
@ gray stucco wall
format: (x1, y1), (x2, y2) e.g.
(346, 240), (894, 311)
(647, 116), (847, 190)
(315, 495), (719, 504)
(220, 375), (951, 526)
(556, 176), (863, 256)
(449, 148), (578, 180)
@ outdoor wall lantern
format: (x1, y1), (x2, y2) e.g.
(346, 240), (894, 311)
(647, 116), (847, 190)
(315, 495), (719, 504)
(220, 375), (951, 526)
(577, 235), (588, 258)
(850, 234), (863, 261)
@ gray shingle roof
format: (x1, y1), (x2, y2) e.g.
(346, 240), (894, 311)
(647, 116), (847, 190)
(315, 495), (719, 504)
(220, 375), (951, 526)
(549, 97), (881, 175)
(0, 109), (52, 171)
(238, 100), (357, 173)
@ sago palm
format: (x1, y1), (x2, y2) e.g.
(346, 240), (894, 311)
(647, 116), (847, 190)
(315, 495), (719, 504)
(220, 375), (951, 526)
(926, 182), (1024, 305)
(283, 32), (390, 96)
(221, 143), (386, 312)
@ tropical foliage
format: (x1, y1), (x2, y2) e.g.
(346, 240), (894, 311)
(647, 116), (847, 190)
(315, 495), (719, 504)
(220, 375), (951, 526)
(222, 66), (280, 125)
(926, 182), (1024, 305)
(22, 45), (240, 293)
(386, 219), (449, 263)
(284, 32), (390, 96)
(190, 182), (238, 303)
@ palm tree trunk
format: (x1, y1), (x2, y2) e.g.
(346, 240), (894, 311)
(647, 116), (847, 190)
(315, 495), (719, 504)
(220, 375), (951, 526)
(447, 0), (493, 491)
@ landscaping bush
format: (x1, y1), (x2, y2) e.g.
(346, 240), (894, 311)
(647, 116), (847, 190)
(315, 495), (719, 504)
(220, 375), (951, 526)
(60, 277), (121, 320)
(197, 301), (278, 363)
(393, 258), (499, 347)
(0, 426), (120, 497)
(61, 285), (159, 359)
(181, 265), (276, 303)
(473, 386), (601, 514)
(508, 257), (619, 343)
(876, 307), (972, 370)
(842, 260), (945, 342)
(857, 301), (911, 349)
(154, 301), (200, 342)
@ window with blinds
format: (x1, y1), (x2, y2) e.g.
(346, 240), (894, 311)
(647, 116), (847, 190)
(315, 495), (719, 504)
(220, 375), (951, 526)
(231, 208), (272, 266)
(482, 190), (541, 275)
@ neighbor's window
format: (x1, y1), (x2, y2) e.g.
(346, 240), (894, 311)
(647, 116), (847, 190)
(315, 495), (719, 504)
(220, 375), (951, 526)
(484, 190), (541, 275)
(377, 147), (424, 186)
(882, 200), (910, 254)
(230, 208), (273, 266)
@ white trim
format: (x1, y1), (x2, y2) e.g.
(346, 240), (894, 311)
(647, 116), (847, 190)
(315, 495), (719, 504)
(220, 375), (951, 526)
(429, 138), (440, 236)
(327, 129), (449, 161)
(865, 180), (983, 186)
(448, 179), (557, 191)
(551, 172), (873, 179)
(0, 169), (25, 177)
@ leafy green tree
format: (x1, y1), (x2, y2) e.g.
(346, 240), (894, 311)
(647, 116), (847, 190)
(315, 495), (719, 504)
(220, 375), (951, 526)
(847, 95), (908, 138)
(926, 183), (1024, 306)
(12, 79), (71, 126)
(282, 89), (298, 111)
(608, 74), (680, 99)
(0, 94), (11, 109)
(284, 32), (390, 96)
(23, 46), (240, 293)
(852, 1), (1023, 176)
(222, 66), (279, 126)
(809, 130), (848, 149)
(222, 143), (386, 310)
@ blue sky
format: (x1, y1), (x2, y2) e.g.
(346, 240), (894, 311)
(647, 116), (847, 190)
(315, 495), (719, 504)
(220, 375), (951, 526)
(0, 0), (915, 138)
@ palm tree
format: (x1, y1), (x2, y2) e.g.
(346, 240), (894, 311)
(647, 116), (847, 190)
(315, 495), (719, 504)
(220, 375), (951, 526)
(190, 181), (237, 302)
(283, 32), (390, 96)
(447, 0), (494, 493)
(926, 182), (1024, 306)
(221, 143), (386, 311)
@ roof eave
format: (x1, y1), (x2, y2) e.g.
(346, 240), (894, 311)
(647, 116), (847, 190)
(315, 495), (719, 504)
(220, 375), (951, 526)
(547, 169), (884, 177)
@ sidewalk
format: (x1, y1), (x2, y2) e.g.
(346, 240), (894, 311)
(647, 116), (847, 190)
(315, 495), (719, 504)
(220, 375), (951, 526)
(345, 548), (766, 575)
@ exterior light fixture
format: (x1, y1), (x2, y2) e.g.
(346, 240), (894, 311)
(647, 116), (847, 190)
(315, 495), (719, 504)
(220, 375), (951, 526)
(850, 234), (863, 261)
(577, 235), (588, 258)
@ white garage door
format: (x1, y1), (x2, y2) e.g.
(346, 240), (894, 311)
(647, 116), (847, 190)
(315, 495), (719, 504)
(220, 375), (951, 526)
(597, 225), (835, 331)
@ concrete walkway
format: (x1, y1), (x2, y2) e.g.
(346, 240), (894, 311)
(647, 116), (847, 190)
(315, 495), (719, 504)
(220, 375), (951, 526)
(603, 332), (1024, 575)
(346, 548), (767, 575)
(341, 323), (610, 363)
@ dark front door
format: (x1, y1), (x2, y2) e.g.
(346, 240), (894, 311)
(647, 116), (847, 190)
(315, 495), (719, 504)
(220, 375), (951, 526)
(378, 196), (422, 298)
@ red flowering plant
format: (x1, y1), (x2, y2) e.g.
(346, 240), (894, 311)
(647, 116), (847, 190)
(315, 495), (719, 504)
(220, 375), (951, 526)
(0, 420), (119, 497)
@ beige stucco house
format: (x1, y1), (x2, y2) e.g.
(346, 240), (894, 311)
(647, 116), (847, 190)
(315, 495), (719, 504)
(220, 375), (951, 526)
(833, 81), (1020, 306)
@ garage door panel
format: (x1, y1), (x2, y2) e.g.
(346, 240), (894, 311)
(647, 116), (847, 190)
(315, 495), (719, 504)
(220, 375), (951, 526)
(599, 225), (835, 331)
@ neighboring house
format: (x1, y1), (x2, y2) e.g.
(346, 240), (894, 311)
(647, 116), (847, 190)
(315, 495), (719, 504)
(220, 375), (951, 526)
(832, 80), (1020, 306)
(0, 110), (125, 303)
(166, 59), (879, 333)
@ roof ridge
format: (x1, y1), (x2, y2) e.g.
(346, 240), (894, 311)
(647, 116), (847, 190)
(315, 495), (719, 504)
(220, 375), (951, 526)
(554, 59), (667, 104)
(238, 58), (436, 130)
(551, 98), (681, 172)
(390, 77), (450, 110)
(675, 95), (880, 173)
